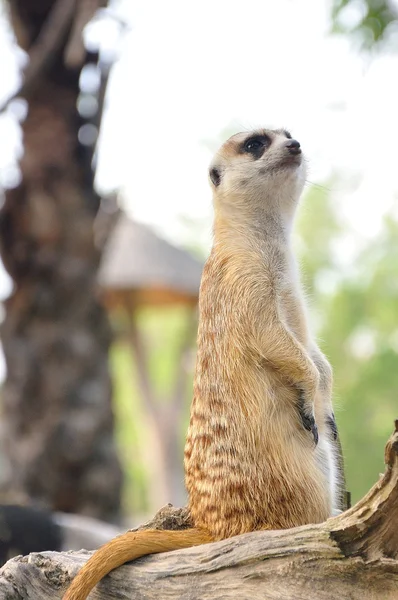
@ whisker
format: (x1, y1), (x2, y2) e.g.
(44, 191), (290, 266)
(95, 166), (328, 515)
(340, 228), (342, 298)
(305, 179), (332, 193)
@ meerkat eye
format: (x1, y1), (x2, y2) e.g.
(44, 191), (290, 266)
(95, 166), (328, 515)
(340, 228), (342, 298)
(245, 139), (263, 151)
(242, 135), (270, 158)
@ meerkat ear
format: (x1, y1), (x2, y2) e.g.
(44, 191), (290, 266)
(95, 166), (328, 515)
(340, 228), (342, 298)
(209, 167), (222, 187)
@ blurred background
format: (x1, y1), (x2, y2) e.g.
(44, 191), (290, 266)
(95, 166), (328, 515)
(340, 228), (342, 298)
(0, 0), (397, 538)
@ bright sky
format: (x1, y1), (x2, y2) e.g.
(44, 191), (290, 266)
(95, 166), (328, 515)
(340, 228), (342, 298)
(95, 0), (398, 250)
(0, 0), (397, 377)
(1, 0), (398, 251)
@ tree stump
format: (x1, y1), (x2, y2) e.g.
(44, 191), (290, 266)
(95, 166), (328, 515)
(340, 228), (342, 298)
(0, 422), (397, 599)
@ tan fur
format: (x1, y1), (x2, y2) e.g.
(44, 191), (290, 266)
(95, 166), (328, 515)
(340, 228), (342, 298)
(62, 529), (212, 600)
(62, 128), (340, 600)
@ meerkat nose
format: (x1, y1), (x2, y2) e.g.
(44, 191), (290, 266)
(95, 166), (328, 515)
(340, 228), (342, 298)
(285, 139), (301, 155)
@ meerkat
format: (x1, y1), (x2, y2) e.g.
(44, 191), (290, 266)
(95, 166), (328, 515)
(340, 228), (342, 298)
(62, 128), (344, 600)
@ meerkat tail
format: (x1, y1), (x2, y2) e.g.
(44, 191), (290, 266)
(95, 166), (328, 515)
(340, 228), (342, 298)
(62, 528), (212, 600)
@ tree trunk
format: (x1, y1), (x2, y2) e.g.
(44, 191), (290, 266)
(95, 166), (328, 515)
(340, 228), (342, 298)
(1, 422), (397, 599)
(0, 0), (122, 521)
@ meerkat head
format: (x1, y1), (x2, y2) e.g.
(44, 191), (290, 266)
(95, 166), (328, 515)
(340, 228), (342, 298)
(209, 128), (307, 222)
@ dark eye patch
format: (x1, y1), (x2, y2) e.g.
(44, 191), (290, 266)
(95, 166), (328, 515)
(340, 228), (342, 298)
(283, 130), (292, 139)
(241, 134), (271, 159)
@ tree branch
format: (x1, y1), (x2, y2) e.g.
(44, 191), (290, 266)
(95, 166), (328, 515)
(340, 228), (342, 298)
(7, 0), (77, 105)
(1, 423), (397, 599)
(2, 0), (107, 112)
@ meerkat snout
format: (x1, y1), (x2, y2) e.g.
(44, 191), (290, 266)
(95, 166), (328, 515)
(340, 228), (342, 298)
(286, 139), (301, 155)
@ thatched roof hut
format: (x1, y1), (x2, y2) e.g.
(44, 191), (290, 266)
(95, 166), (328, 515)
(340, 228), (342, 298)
(98, 213), (204, 308)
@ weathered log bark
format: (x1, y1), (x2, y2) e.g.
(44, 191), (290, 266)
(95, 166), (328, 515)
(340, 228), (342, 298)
(0, 0), (122, 520)
(0, 422), (397, 599)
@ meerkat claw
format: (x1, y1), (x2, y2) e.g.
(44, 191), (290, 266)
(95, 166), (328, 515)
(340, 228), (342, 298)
(298, 390), (318, 445)
(311, 421), (319, 445)
(301, 412), (319, 445)
(326, 413), (338, 440)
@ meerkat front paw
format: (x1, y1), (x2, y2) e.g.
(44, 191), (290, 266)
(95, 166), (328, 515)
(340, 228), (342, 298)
(297, 390), (319, 445)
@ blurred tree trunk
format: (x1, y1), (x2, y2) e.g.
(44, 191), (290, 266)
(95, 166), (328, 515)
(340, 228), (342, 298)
(0, 0), (122, 521)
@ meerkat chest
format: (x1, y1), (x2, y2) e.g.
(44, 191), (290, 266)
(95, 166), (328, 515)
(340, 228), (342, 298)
(275, 254), (310, 344)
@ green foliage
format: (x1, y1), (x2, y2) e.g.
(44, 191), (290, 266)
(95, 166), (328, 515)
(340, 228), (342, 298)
(111, 306), (193, 515)
(321, 214), (398, 500)
(296, 184), (398, 503)
(110, 342), (149, 515)
(331, 0), (398, 50)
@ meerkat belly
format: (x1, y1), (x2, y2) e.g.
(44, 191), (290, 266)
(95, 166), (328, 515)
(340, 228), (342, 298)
(186, 371), (331, 540)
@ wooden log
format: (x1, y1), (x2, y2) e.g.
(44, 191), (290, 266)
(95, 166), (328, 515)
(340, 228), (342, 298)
(1, 422), (397, 600)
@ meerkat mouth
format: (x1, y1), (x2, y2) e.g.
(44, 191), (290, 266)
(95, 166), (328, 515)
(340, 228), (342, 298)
(278, 153), (302, 169)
